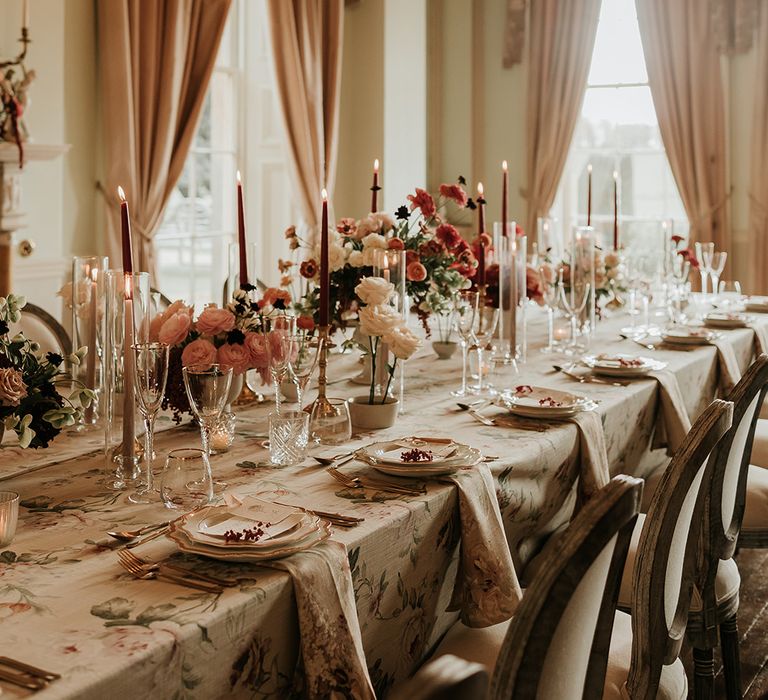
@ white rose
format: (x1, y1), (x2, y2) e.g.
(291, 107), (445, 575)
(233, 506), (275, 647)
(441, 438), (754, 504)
(370, 212), (395, 233)
(355, 276), (394, 305)
(362, 233), (387, 249)
(348, 250), (364, 267)
(359, 304), (401, 337)
(383, 324), (422, 360)
(329, 242), (347, 272)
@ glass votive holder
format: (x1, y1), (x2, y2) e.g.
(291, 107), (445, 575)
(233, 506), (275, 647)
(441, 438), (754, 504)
(309, 398), (352, 445)
(210, 411), (236, 454)
(160, 449), (214, 510)
(269, 410), (310, 466)
(0, 492), (20, 547)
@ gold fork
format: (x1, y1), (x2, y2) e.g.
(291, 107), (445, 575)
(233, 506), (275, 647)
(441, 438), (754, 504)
(119, 549), (235, 587)
(326, 466), (425, 496)
(117, 552), (223, 593)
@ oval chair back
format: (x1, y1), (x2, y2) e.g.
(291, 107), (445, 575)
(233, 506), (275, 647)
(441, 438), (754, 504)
(626, 399), (733, 698)
(8, 303), (72, 357)
(490, 475), (643, 700)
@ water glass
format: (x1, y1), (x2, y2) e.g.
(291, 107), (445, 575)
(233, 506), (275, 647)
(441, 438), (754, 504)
(160, 449), (213, 510)
(451, 290), (479, 397)
(0, 492), (19, 547)
(310, 397), (352, 445)
(472, 306), (500, 396)
(695, 242), (714, 295)
(709, 251), (727, 299)
(269, 410), (310, 466)
(128, 342), (169, 504)
(290, 335), (322, 408)
(558, 280), (591, 354)
(270, 315), (297, 413)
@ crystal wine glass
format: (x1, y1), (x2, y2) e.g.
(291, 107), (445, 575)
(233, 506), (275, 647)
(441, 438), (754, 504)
(557, 279), (590, 355)
(695, 242), (714, 296)
(290, 335), (322, 408)
(270, 314), (297, 413)
(709, 251), (727, 301)
(451, 290), (479, 397)
(182, 363), (233, 490)
(538, 265), (559, 353)
(128, 342), (169, 504)
(472, 305), (500, 396)
(666, 255), (691, 324)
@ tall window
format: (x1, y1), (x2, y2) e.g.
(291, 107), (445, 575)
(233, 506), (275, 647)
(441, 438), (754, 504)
(552, 0), (688, 252)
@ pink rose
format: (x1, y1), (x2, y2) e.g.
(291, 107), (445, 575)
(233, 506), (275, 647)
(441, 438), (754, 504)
(526, 265), (545, 306)
(149, 314), (165, 342)
(181, 338), (218, 368)
(217, 343), (251, 376)
(406, 261), (428, 282)
(244, 332), (271, 368)
(158, 311), (192, 346)
(0, 368), (27, 407)
(195, 306), (235, 336)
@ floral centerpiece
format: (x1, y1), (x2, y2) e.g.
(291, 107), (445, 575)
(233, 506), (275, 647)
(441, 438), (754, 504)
(279, 179), (478, 339)
(150, 289), (290, 421)
(0, 295), (93, 448)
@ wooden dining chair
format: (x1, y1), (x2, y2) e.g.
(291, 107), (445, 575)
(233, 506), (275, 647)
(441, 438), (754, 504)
(390, 475), (643, 700)
(610, 399), (734, 698)
(8, 303), (72, 356)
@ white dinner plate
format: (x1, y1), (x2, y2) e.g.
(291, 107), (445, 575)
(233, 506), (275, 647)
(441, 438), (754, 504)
(582, 354), (665, 377)
(366, 438), (458, 466)
(661, 327), (719, 345)
(498, 386), (597, 418)
(704, 312), (753, 329)
(361, 446), (483, 477)
(745, 296), (768, 313)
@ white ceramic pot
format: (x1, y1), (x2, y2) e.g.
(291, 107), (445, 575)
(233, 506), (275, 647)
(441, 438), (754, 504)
(347, 396), (399, 430)
(432, 340), (458, 360)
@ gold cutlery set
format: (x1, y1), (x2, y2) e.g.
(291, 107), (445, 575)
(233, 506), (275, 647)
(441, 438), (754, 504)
(0, 656), (60, 691)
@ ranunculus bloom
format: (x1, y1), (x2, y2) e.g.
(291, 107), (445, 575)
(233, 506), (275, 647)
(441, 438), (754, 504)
(244, 332), (270, 368)
(407, 188), (436, 219)
(336, 218), (358, 237)
(0, 368), (27, 407)
(196, 306), (236, 336)
(284, 225), (297, 239)
(526, 265), (545, 305)
(479, 233), (492, 248)
(405, 250), (420, 266)
(438, 183), (468, 207)
(358, 304), (402, 337)
(260, 287), (292, 309)
(355, 276), (394, 306)
(300, 259), (318, 279)
(678, 248), (700, 269)
(406, 261), (428, 282)
(217, 342), (252, 375)
(297, 315), (315, 331)
(387, 237), (405, 250)
(435, 223), (462, 250)
(382, 325), (422, 360)
(158, 311), (192, 346)
(181, 338), (217, 368)
(604, 252), (620, 268)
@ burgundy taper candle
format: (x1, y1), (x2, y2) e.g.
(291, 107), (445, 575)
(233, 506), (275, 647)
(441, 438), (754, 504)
(320, 189), (329, 327)
(613, 170), (619, 250)
(587, 163), (592, 227)
(477, 182), (486, 286)
(501, 161), (509, 236)
(371, 159), (379, 213)
(117, 186), (133, 274)
(236, 170), (249, 288)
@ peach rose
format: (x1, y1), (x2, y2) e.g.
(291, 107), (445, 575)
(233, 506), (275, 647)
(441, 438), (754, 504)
(0, 368), (27, 407)
(406, 261), (428, 282)
(244, 332), (271, 368)
(181, 338), (217, 368)
(217, 343), (251, 375)
(149, 313), (165, 342)
(196, 306), (235, 336)
(158, 311), (192, 346)
(296, 315), (315, 331)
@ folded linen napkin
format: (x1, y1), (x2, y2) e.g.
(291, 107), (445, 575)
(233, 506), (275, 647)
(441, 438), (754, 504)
(266, 541), (376, 700)
(445, 464), (522, 628)
(564, 410), (611, 503)
(711, 336), (742, 393)
(650, 370), (692, 455)
(749, 322), (768, 356)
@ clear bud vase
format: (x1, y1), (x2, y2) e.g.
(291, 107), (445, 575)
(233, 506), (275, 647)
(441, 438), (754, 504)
(71, 256), (108, 428)
(569, 226), (596, 350)
(103, 270), (150, 490)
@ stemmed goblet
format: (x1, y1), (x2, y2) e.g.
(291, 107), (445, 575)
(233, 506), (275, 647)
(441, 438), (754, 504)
(128, 342), (169, 504)
(290, 335), (322, 408)
(270, 314), (297, 413)
(695, 242), (714, 296)
(451, 290), (479, 397)
(539, 265), (559, 353)
(709, 251), (727, 301)
(557, 279), (591, 355)
(472, 305), (500, 396)
(182, 363), (233, 491)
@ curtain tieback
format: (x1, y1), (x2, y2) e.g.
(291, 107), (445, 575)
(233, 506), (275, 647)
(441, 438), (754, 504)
(692, 190), (731, 228)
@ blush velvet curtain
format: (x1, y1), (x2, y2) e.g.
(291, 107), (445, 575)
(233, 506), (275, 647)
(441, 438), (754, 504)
(266, 0), (344, 234)
(635, 0), (730, 253)
(524, 0), (601, 239)
(749, 4), (768, 293)
(97, 0), (231, 277)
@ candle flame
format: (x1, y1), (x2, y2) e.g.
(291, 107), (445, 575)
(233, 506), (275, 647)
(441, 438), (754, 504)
(91, 268), (98, 282)
(613, 170), (619, 180)
(117, 186), (126, 203)
(123, 273), (132, 300)
(587, 163), (592, 174)
(236, 169), (242, 184)
(662, 220), (668, 230)
(477, 182), (484, 196)
(382, 253), (389, 269)
(321, 188), (328, 201)
(374, 158), (379, 172)
(502, 160), (508, 172)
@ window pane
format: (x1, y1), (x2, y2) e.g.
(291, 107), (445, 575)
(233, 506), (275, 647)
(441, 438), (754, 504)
(588, 0), (648, 85)
(195, 95), (211, 149)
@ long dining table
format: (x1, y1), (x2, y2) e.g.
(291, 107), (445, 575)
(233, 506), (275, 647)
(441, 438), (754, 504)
(0, 306), (762, 699)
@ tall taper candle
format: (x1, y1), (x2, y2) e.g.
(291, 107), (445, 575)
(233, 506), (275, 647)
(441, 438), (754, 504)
(613, 170), (619, 250)
(320, 189), (329, 327)
(84, 267), (98, 424)
(501, 161), (509, 236)
(477, 182), (486, 286)
(236, 170), (249, 288)
(587, 163), (592, 227)
(371, 159), (380, 213)
(118, 187), (133, 274)
(121, 275), (136, 461)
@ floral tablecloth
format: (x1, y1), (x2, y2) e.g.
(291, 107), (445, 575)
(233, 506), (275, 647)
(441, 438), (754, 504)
(0, 309), (762, 699)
